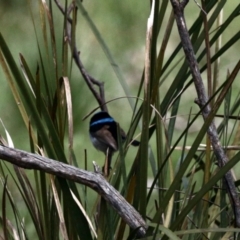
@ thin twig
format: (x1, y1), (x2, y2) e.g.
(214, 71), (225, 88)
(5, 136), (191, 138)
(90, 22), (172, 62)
(173, 145), (240, 151)
(54, 0), (107, 112)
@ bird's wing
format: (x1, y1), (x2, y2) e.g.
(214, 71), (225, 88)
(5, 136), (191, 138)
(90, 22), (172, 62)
(94, 125), (118, 151)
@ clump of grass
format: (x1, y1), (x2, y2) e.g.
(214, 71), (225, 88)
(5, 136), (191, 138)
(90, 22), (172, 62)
(0, 0), (240, 239)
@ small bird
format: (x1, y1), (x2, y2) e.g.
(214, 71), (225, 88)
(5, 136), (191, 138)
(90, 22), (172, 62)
(89, 111), (139, 176)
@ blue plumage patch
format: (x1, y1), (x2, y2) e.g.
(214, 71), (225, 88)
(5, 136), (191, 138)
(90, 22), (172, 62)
(90, 117), (114, 127)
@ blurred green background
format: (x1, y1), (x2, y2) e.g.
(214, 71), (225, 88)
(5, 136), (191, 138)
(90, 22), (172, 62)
(0, 0), (239, 169)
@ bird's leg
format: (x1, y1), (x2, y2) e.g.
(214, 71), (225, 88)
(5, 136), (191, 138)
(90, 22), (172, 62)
(103, 148), (112, 177)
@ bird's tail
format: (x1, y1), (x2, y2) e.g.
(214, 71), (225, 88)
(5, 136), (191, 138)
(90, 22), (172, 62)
(121, 135), (140, 147)
(131, 139), (140, 146)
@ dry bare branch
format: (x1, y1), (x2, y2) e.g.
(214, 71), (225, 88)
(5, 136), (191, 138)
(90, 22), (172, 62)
(170, 0), (240, 227)
(0, 145), (147, 237)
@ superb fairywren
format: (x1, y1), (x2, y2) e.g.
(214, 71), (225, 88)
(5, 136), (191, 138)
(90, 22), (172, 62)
(89, 111), (139, 175)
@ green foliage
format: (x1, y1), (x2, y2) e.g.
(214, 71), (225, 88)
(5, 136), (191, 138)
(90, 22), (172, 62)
(0, 0), (240, 239)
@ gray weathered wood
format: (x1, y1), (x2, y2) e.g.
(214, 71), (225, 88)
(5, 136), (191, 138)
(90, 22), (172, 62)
(0, 145), (147, 237)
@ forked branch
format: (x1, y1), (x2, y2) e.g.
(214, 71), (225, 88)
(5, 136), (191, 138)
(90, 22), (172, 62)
(54, 0), (107, 112)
